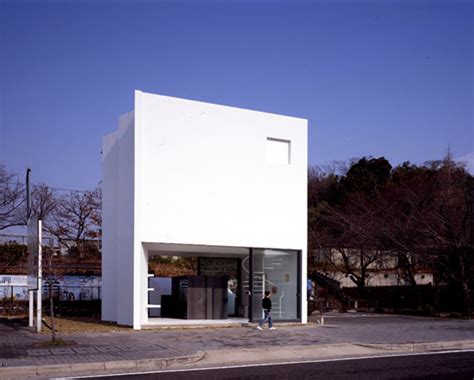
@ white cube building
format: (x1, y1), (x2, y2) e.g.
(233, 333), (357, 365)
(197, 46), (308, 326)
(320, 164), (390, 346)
(102, 90), (308, 329)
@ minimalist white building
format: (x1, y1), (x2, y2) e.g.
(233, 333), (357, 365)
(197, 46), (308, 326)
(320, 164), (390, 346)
(102, 90), (308, 329)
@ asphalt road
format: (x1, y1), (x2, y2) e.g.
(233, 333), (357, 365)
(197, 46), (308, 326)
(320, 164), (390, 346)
(71, 351), (474, 380)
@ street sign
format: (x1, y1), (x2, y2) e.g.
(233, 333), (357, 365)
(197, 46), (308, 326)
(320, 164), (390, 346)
(27, 216), (40, 291)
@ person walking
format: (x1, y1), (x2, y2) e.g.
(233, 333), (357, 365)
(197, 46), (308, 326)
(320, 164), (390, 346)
(257, 291), (275, 330)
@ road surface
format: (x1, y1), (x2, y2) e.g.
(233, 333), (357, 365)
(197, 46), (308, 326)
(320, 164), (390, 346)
(68, 350), (474, 380)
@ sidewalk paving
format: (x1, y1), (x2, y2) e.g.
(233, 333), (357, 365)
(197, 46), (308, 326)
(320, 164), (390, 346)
(1, 313), (474, 379)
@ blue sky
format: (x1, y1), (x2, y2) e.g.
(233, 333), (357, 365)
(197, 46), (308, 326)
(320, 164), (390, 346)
(1, 0), (472, 191)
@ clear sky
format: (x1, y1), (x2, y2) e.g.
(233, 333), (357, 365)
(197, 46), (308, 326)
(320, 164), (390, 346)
(1, 0), (472, 191)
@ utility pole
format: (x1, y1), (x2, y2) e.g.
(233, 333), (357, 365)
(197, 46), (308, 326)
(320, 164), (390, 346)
(26, 168), (31, 219)
(26, 168), (34, 328)
(37, 220), (42, 333)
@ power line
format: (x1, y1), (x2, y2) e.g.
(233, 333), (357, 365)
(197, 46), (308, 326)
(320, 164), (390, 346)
(2, 179), (100, 194)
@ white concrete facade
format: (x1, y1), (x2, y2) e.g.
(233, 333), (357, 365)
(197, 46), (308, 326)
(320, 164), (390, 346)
(102, 91), (308, 329)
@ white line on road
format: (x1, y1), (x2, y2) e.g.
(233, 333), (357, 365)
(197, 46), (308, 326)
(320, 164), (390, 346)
(53, 349), (474, 379)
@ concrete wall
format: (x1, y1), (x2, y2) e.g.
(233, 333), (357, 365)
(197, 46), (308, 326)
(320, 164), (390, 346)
(103, 90), (308, 328)
(101, 112), (136, 326)
(101, 130), (118, 322)
(136, 91), (307, 252)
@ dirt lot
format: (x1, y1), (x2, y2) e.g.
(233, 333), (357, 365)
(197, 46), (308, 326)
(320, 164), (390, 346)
(41, 316), (131, 334)
(0, 315), (132, 334)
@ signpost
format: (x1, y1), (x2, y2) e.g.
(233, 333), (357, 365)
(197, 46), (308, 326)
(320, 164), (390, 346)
(26, 169), (42, 332)
(27, 216), (42, 332)
(27, 216), (39, 291)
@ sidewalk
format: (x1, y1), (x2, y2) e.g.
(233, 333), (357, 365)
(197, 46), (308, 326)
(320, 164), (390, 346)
(1, 313), (474, 379)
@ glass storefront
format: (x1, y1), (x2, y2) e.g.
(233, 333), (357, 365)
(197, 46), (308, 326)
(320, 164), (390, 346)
(147, 247), (300, 323)
(251, 249), (299, 321)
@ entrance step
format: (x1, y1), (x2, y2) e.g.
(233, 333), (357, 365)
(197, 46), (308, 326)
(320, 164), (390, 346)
(142, 318), (251, 330)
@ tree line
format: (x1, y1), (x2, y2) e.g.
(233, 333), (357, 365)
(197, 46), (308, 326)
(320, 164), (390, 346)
(1, 156), (473, 315)
(308, 154), (473, 316)
(0, 164), (101, 266)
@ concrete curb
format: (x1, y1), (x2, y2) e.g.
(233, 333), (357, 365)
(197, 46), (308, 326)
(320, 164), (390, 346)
(0, 350), (205, 379)
(141, 322), (308, 330)
(353, 340), (474, 352)
(1, 340), (473, 379)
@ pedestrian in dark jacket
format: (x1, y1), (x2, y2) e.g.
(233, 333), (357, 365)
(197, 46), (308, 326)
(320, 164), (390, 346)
(257, 291), (275, 330)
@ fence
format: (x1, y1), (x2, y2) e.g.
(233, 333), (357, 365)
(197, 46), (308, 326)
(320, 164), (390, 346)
(0, 233), (101, 256)
(0, 275), (102, 301)
(0, 233), (56, 248)
(42, 285), (101, 301)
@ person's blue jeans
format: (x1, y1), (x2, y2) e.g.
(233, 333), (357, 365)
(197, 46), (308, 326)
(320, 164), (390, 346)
(259, 310), (273, 328)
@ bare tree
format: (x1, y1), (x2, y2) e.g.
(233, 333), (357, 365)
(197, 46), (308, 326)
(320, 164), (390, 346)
(318, 196), (383, 294)
(0, 164), (25, 230)
(46, 188), (101, 258)
(30, 184), (60, 341)
(31, 184), (57, 221)
(367, 157), (472, 314)
(308, 159), (392, 294)
(309, 155), (473, 315)
(422, 157), (473, 316)
(43, 245), (60, 342)
(88, 187), (102, 241)
(308, 166), (337, 276)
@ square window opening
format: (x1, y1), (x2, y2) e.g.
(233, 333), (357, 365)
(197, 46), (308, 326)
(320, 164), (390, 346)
(266, 138), (291, 165)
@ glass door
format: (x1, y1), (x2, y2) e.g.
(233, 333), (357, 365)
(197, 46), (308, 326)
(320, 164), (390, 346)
(250, 248), (299, 321)
(251, 249), (265, 321)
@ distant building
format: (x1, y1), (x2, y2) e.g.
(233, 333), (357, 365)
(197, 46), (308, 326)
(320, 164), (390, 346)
(314, 248), (433, 288)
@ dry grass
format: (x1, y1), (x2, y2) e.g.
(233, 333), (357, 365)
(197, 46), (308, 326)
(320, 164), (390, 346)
(42, 316), (131, 334)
